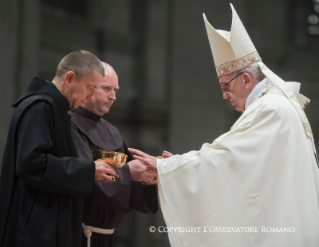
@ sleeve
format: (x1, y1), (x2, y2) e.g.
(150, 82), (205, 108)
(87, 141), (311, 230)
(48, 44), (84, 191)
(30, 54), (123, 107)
(129, 183), (158, 214)
(90, 164), (132, 211)
(124, 142), (159, 214)
(15, 101), (95, 198)
(71, 122), (133, 212)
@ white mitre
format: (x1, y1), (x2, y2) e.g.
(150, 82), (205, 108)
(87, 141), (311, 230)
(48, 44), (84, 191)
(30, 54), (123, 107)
(203, 4), (261, 77)
(203, 3), (314, 141)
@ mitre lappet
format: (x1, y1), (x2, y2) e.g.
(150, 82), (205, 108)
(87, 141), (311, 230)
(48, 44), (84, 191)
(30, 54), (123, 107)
(203, 3), (313, 141)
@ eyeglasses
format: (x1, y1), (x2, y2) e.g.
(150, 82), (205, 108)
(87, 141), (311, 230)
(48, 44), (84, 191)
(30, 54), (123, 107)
(220, 72), (244, 94)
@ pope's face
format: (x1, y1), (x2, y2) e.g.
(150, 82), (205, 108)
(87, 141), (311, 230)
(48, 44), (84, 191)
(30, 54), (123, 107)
(68, 70), (103, 109)
(219, 72), (250, 112)
(83, 69), (119, 116)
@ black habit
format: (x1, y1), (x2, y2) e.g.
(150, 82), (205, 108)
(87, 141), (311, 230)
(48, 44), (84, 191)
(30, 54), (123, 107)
(69, 107), (158, 247)
(0, 77), (95, 247)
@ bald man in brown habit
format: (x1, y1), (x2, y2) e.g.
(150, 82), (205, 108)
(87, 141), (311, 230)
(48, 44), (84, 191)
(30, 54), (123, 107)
(69, 62), (158, 247)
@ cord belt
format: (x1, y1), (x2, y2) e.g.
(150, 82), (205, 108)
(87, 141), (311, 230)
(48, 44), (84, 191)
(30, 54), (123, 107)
(82, 223), (115, 247)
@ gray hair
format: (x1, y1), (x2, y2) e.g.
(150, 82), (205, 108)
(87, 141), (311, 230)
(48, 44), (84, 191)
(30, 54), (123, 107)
(54, 50), (105, 81)
(229, 64), (265, 83)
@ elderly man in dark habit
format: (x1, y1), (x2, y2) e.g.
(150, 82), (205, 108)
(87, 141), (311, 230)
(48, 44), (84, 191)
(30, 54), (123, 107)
(129, 4), (319, 247)
(0, 50), (118, 247)
(69, 62), (158, 247)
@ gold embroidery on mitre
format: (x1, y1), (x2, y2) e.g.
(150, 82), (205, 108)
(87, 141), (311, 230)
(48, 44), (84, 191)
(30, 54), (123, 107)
(216, 51), (262, 77)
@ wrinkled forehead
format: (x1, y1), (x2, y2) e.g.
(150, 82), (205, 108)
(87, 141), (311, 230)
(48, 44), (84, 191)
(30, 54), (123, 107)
(100, 80), (119, 88)
(101, 74), (119, 88)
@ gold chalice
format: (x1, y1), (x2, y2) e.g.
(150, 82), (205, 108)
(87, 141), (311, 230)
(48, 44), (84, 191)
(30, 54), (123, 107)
(92, 150), (128, 168)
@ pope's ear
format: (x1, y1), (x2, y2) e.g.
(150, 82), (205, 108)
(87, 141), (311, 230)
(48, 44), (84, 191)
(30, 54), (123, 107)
(243, 73), (253, 87)
(64, 71), (76, 87)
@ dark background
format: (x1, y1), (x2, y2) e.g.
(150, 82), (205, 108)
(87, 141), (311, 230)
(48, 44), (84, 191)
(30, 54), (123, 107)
(1, 0), (319, 246)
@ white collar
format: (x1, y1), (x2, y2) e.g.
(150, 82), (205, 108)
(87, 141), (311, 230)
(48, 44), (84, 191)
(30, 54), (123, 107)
(245, 77), (272, 110)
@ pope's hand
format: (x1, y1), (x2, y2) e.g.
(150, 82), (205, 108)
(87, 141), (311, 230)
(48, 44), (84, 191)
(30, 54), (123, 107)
(94, 160), (119, 183)
(162, 150), (174, 158)
(128, 148), (157, 171)
(127, 160), (157, 183)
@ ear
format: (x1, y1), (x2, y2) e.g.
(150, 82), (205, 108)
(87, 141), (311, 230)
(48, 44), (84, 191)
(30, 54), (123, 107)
(64, 71), (76, 87)
(243, 73), (253, 88)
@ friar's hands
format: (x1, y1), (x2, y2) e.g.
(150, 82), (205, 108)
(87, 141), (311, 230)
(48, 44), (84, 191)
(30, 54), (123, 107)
(127, 160), (157, 183)
(94, 160), (119, 183)
(162, 150), (174, 158)
(128, 148), (157, 172)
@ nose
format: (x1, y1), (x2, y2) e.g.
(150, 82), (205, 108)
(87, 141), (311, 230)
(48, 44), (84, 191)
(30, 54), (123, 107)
(223, 92), (229, 99)
(109, 90), (117, 101)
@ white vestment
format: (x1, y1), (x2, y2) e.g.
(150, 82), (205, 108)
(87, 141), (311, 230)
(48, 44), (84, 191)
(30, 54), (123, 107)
(157, 78), (319, 247)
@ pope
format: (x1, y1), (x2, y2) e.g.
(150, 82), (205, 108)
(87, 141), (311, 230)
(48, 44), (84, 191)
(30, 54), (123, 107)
(129, 4), (319, 247)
